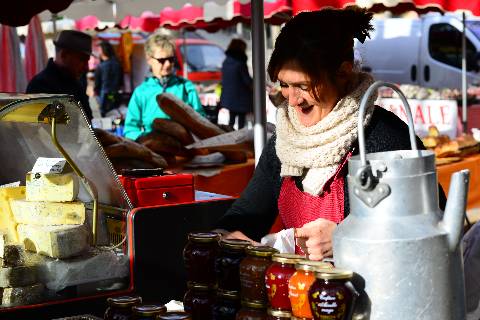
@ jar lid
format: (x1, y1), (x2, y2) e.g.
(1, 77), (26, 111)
(272, 253), (305, 264)
(158, 311), (192, 319)
(245, 245), (278, 257)
(241, 300), (267, 309)
(315, 269), (353, 280)
(220, 239), (251, 250)
(217, 289), (240, 300)
(107, 295), (142, 307)
(186, 282), (216, 290)
(268, 309), (292, 317)
(295, 260), (334, 272)
(187, 232), (220, 243)
(132, 304), (167, 316)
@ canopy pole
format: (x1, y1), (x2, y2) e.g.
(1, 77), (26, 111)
(251, 0), (267, 165)
(182, 29), (188, 79)
(462, 11), (467, 134)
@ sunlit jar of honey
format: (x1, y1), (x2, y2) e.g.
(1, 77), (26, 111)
(265, 253), (304, 311)
(288, 260), (333, 319)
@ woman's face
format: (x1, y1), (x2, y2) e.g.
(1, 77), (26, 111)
(277, 63), (340, 127)
(148, 47), (175, 78)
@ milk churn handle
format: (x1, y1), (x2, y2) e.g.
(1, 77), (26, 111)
(358, 81), (419, 168)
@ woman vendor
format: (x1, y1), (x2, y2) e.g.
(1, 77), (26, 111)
(216, 6), (446, 260)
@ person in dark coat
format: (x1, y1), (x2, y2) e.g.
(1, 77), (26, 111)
(215, 7), (446, 260)
(220, 38), (253, 129)
(26, 30), (93, 121)
(94, 41), (123, 117)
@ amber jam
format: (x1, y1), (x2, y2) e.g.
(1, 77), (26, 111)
(158, 312), (192, 320)
(289, 260), (333, 319)
(308, 269), (356, 320)
(216, 239), (250, 292)
(183, 282), (216, 320)
(183, 232), (220, 285)
(267, 308), (292, 320)
(239, 246), (278, 304)
(236, 300), (268, 320)
(132, 304), (167, 320)
(104, 296), (142, 320)
(212, 289), (241, 320)
(265, 254), (304, 311)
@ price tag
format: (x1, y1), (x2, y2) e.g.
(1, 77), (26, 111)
(31, 157), (67, 174)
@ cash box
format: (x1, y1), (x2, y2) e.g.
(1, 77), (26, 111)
(119, 169), (194, 207)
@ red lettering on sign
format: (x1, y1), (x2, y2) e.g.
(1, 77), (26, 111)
(439, 105), (449, 125)
(415, 105), (425, 124)
(426, 104), (433, 124)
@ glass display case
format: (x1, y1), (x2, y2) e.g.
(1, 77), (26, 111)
(0, 93), (133, 310)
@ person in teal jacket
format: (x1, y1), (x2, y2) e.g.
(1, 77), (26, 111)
(124, 33), (205, 141)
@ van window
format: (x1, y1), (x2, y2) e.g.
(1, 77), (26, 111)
(180, 44), (226, 72)
(428, 23), (478, 71)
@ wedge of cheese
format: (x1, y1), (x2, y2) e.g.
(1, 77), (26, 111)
(17, 224), (89, 259)
(0, 187), (25, 244)
(10, 199), (85, 226)
(0, 283), (44, 306)
(26, 171), (79, 202)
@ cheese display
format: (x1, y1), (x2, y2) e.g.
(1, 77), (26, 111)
(26, 172), (79, 202)
(0, 283), (44, 306)
(0, 187), (25, 244)
(0, 265), (37, 287)
(17, 224), (89, 259)
(10, 199), (85, 226)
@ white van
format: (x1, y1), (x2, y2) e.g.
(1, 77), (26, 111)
(356, 13), (480, 89)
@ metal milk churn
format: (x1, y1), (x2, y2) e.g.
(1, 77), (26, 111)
(333, 81), (470, 320)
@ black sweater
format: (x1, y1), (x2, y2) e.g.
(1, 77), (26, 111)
(216, 107), (447, 241)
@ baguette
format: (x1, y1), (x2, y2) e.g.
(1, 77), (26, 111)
(93, 128), (122, 147)
(152, 118), (195, 145)
(105, 141), (167, 168)
(157, 93), (225, 139)
(137, 132), (192, 157)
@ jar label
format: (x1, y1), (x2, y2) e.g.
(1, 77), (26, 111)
(310, 290), (346, 319)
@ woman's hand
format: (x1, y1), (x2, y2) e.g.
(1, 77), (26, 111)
(222, 230), (261, 246)
(295, 218), (337, 261)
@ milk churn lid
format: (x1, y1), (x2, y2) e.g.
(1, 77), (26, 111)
(315, 269), (353, 280)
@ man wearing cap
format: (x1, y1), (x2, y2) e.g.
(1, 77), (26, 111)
(26, 30), (93, 121)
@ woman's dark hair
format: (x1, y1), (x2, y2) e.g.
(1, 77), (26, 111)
(99, 41), (116, 59)
(267, 6), (374, 101)
(227, 38), (247, 53)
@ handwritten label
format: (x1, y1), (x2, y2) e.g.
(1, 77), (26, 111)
(31, 157), (67, 174)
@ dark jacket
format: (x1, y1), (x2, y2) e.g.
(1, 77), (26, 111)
(94, 58), (122, 97)
(216, 107), (447, 241)
(26, 58), (93, 121)
(220, 50), (253, 113)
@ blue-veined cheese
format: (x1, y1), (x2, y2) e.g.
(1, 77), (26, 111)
(0, 283), (44, 305)
(26, 172), (79, 202)
(0, 265), (37, 287)
(17, 224), (89, 259)
(0, 187), (25, 243)
(10, 199), (85, 226)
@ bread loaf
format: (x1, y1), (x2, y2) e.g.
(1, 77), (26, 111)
(157, 93), (225, 139)
(93, 128), (122, 147)
(105, 141), (167, 168)
(152, 118), (194, 145)
(138, 132), (192, 157)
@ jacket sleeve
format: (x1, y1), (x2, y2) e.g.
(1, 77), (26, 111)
(94, 67), (101, 95)
(239, 63), (253, 89)
(123, 90), (144, 140)
(215, 136), (280, 241)
(184, 80), (206, 116)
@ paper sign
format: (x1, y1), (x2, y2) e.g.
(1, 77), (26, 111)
(377, 98), (458, 138)
(0, 181), (21, 188)
(31, 157), (67, 174)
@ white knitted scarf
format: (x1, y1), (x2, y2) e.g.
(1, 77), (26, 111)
(276, 73), (377, 196)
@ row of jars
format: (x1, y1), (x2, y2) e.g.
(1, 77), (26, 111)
(104, 295), (191, 320)
(183, 232), (357, 320)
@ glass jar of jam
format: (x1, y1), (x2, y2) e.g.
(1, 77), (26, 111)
(216, 239), (250, 291)
(183, 232), (220, 285)
(132, 304), (167, 320)
(289, 260), (333, 319)
(183, 282), (216, 320)
(308, 269), (356, 320)
(239, 246), (278, 304)
(265, 253), (304, 311)
(267, 309), (292, 320)
(236, 300), (268, 320)
(104, 295), (142, 320)
(212, 289), (241, 320)
(158, 312), (192, 320)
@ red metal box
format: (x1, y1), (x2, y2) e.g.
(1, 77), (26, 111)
(119, 172), (194, 207)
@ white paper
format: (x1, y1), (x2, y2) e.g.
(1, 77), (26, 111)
(261, 228), (296, 253)
(0, 181), (21, 188)
(31, 157), (67, 174)
(186, 128), (253, 149)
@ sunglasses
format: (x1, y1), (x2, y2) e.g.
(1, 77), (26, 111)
(151, 56), (175, 64)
